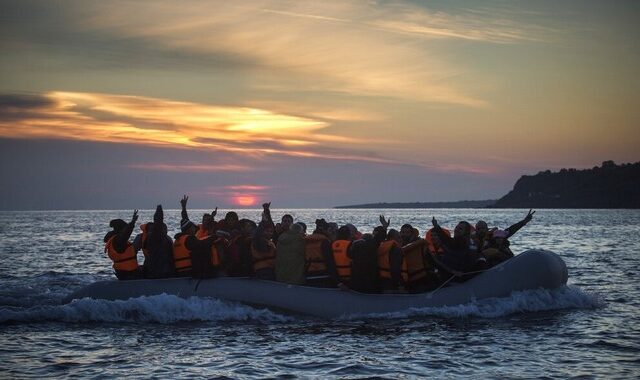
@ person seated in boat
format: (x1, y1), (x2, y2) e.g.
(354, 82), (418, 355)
(398, 223), (437, 292)
(217, 211), (240, 235)
(348, 227), (386, 293)
(376, 216), (405, 293)
(231, 219), (256, 276)
(326, 222), (339, 242)
(430, 218), (486, 280)
(472, 220), (492, 252)
(345, 223), (362, 240)
(273, 214), (294, 246)
(141, 205), (175, 279)
(174, 219), (217, 278)
(275, 222), (306, 285)
(332, 225), (354, 286)
(105, 210), (142, 280)
(303, 219), (339, 287)
(179, 195), (217, 239)
(251, 202), (277, 280)
(481, 229), (514, 267)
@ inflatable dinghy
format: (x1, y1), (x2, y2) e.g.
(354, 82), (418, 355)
(65, 249), (568, 318)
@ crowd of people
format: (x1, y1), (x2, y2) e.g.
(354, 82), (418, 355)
(103, 196), (535, 294)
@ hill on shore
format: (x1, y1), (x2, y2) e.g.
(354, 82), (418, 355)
(491, 160), (640, 208)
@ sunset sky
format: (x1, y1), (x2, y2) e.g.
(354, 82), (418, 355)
(1, 0), (638, 209)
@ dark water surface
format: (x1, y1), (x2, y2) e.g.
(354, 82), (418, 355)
(1, 209), (638, 378)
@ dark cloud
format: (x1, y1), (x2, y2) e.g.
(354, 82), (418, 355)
(0, 93), (55, 121)
(0, 93), (54, 109)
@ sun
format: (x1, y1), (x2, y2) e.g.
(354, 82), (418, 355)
(233, 195), (257, 207)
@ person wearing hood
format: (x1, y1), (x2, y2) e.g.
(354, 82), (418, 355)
(303, 219), (339, 287)
(104, 210), (142, 280)
(141, 205), (175, 279)
(275, 222), (306, 285)
(348, 226), (387, 293)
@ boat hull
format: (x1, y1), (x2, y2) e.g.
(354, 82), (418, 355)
(64, 249), (568, 318)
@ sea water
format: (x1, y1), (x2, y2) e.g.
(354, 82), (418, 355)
(0, 209), (638, 378)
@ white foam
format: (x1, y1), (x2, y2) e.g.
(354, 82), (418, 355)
(0, 294), (290, 324)
(343, 285), (603, 320)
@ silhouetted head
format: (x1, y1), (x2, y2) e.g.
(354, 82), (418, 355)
(336, 225), (352, 240)
(291, 223), (304, 234)
(400, 223), (414, 244)
(109, 219), (127, 233)
(314, 219), (328, 234)
(225, 211), (239, 227)
(454, 221), (472, 239)
(373, 226), (387, 243)
(475, 220), (488, 237)
(239, 218), (257, 235)
(202, 213), (212, 227)
(387, 229), (401, 244)
(180, 219), (197, 235)
(281, 214), (294, 229)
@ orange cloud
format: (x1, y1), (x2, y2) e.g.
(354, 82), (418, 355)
(0, 91), (377, 159)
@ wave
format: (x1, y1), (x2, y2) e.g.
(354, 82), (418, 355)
(344, 285), (603, 320)
(0, 294), (290, 324)
(0, 285), (601, 324)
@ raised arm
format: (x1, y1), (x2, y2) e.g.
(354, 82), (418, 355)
(180, 195), (189, 221)
(261, 202), (274, 226)
(505, 209), (535, 238)
(114, 209), (138, 252)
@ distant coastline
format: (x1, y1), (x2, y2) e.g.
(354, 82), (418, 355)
(334, 200), (496, 209)
(336, 160), (640, 209)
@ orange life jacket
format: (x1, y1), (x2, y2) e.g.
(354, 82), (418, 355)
(304, 234), (329, 274)
(105, 236), (138, 272)
(377, 240), (400, 280)
(196, 224), (208, 240)
(331, 239), (351, 281)
(172, 234), (193, 273)
(425, 227), (450, 255)
(252, 240), (276, 272)
(210, 238), (224, 267)
(402, 239), (428, 283)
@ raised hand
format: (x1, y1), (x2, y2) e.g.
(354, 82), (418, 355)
(262, 202), (271, 210)
(131, 209), (139, 223)
(432, 217), (438, 227)
(180, 195), (189, 209)
(211, 207), (218, 218)
(379, 214), (390, 228)
(524, 209), (536, 223)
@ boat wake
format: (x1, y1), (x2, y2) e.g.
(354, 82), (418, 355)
(346, 285), (602, 320)
(0, 294), (290, 324)
(0, 285), (601, 324)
